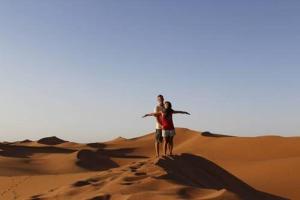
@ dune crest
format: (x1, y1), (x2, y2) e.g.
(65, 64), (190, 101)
(29, 154), (286, 200)
(0, 128), (298, 199)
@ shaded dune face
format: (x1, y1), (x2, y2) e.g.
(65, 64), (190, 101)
(156, 154), (287, 200)
(76, 149), (119, 171)
(0, 128), (298, 199)
(201, 131), (233, 137)
(76, 144), (148, 171)
(37, 136), (67, 145)
(0, 143), (75, 158)
(19, 139), (33, 143)
(31, 154), (287, 200)
(87, 143), (106, 149)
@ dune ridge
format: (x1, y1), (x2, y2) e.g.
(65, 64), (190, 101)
(28, 154), (286, 200)
(0, 128), (299, 199)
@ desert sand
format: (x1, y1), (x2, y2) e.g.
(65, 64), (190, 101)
(0, 128), (299, 200)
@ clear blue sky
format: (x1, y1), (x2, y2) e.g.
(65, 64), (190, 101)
(0, 1), (299, 142)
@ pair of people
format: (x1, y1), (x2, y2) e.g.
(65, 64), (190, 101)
(143, 95), (190, 157)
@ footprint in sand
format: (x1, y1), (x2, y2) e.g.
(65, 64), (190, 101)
(134, 172), (147, 176)
(122, 175), (148, 182)
(128, 166), (137, 172)
(120, 182), (134, 185)
(88, 194), (111, 200)
(31, 194), (42, 200)
(121, 170), (148, 184)
(72, 177), (104, 187)
(1, 176), (31, 199)
(120, 161), (149, 185)
(72, 180), (91, 187)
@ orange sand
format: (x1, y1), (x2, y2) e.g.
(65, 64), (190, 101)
(0, 128), (298, 200)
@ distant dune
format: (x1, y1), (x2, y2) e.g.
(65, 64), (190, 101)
(19, 139), (33, 144)
(0, 128), (299, 199)
(37, 136), (68, 145)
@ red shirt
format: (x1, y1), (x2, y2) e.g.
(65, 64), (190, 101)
(161, 112), (175, 130)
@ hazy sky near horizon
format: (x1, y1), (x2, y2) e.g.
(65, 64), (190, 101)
(0, 1), (300, 142)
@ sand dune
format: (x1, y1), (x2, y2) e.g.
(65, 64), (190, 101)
(37, 136), (68, 145)
(0, 128), (299, 199)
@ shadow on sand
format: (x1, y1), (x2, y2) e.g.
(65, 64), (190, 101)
(76, 144), (148, 171)
(37, 136), (68, 145)
(156, 153), (288, 200)
(201, 131), (234, 138)
(0, 143), (76, 158)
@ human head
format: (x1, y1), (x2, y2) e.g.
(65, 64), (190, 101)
(164, 101), (172, 110)
(157, 94), (164, 106)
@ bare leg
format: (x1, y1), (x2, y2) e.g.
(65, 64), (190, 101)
(163, 137), (169, 155)
(169, 136), (174, 155)
(167, 140), (171, 155)
(155, 142), (160, 157)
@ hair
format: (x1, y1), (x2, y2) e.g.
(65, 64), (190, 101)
(163, 101), (173, 118)
(157, 94), (164, 99)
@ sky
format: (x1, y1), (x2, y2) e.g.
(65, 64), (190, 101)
(0, 0), (299, 142)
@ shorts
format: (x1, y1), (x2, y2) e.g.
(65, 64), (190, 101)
(155, 129), (163, 143)
(162, 129), (176, 137)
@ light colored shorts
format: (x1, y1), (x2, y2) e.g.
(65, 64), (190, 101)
(162, 129), (176, 137)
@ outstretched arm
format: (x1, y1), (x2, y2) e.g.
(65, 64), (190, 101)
(172, 110), (190, 115)
(142, 112), (160, 118)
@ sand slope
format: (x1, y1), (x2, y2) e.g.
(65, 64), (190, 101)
(0, 128), (299, 199)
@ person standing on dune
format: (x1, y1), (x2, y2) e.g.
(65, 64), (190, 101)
(152, 94), (165, 157)
(143, 101), (190, 156)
